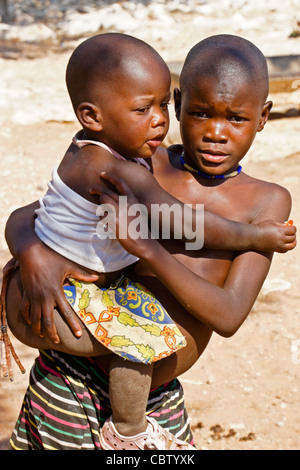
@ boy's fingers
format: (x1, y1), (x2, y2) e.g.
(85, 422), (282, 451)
(19, 295), (31, 325)
(90, 184), (103, 196)
(56, 295), (83, 338)
(89, 179), (109, 196)
(100, 172), (134, 197)
(28, 303), (43, 338)
(40, 304), (60, 344)
(91, 185), (120, 205)
(66, 266), (99, 283)
(100, 189), (120, 203)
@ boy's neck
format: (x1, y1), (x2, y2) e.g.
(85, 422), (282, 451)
(180, 151), (242, 180)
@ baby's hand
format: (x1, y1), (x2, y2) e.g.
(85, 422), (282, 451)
(255, 220), (297, 253)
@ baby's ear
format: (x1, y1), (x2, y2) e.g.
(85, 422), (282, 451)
(258, 100), (273, 132)
(76, 102), (103, 131)
(173, 88), (182, 121)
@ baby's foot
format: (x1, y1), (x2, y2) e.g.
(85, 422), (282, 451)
(99, 416), (195, 450)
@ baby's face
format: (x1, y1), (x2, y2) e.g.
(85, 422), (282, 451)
(96, 61), (171, 160)
(178, 74), (269, 176)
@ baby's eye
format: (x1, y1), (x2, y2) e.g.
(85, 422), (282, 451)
(160, 101), (170, 109)
(136, 106), (150, 114)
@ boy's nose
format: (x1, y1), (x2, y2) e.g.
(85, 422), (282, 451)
(204, 120), (228, 143)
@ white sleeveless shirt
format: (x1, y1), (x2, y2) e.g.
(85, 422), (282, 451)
(34, 132), (150, 273)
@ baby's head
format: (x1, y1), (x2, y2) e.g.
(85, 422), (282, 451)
(66, 33), (171, 159)
(175, 34), (272, 177)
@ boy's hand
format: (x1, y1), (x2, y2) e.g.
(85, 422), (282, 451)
(17, 242), (99, 344)
(255, 220), (297, 253)
(92, 172), (154, 258)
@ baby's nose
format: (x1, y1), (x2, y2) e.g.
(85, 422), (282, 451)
(151, 109), (167, 127)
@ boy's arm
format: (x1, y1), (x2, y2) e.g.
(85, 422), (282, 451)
(5, 180), (295, 353)
(97, 169), (296, 254)
(5, 202), (99, 343)
(100, 178), (296, 337)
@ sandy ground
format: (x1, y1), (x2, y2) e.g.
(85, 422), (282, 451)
(0, 32), (300, 450)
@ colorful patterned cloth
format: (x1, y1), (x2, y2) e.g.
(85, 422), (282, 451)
(9, 350), (194, 450)
(63, 275), (186, 364)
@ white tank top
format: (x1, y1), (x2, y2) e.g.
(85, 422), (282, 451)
(34, 132), (150, 272)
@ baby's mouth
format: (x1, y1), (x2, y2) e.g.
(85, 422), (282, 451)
(147, 134), (164, 148)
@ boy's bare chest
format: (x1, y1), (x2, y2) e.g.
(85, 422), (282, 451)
(157, 171), (254, 224)
(153, 152), (255, 224)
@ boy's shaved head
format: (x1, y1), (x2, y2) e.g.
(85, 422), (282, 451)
(180, 34), (269, 104)
(66, 33), (169, 110)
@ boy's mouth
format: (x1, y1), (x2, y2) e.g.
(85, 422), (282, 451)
(199, 149), (229, 164)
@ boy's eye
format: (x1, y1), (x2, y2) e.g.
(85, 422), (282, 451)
(229, 115), (246, 122)
(192, 111), (209, 118)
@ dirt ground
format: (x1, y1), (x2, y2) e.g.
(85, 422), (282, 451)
(0, 46), (299, 450)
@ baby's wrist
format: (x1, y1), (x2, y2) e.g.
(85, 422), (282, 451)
(248, 223), (262, 250)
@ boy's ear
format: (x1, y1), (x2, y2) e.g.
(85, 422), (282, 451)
(174, 88), (182, 121)
(258, 100), (273, 132)
(76, 102), (103, 132)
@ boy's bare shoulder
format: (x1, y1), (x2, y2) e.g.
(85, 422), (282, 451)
(242, 171), (291, 200)
(241, 171), (292, 221)
(152, 146), (180, 176)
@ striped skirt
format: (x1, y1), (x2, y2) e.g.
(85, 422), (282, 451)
(9, 350), (194, 450)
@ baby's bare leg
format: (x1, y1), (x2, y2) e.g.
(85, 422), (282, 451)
(7, 269), (154, 436)
(109, 356), (153, 435)
(6, 270), (110, 357)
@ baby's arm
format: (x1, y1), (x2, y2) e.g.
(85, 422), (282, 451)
(96, 168), (296, 254)
(99, 177), (295, 336)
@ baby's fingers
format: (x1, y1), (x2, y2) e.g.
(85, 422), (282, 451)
(280, 239), (297, 252)
(286, 226), (297, 236)
(284, 220), (294, 226)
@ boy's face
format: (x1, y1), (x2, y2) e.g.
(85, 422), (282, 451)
(176, 74), (271, 176)
(95, 61), (171, 159)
